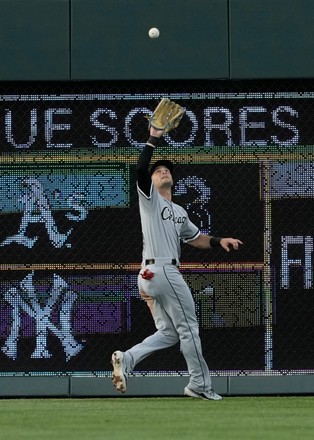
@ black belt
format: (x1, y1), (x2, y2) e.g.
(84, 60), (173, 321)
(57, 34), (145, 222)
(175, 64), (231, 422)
(145, 259), (177, 266)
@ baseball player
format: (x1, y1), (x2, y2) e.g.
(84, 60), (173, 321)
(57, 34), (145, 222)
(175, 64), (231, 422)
(112, 99), (243, 400)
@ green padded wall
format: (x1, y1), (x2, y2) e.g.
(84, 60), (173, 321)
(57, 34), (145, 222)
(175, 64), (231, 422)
(229, 0), (314, 78)
(71, 0), (229, 80)
(0, 0), (69, 80)
(1, 0), (313, 81)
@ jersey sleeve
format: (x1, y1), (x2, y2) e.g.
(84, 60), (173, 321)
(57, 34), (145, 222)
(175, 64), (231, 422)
(136, 136), (162, 198)
(179, 208), (200, 242)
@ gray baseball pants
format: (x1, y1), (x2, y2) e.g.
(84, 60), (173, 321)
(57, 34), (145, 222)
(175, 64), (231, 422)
(123, 262), (212, 393)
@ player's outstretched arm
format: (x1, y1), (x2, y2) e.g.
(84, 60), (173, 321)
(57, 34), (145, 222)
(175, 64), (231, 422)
(136, 98), (184, 195)
(136, 128), (163, 196)
(188, 234), (243, 251)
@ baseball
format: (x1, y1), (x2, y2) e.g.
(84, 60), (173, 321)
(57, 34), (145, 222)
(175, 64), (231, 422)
(148, 27), (160, 39)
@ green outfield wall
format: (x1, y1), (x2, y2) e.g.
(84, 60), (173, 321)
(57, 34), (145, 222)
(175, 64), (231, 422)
(0, 0), (313, 80)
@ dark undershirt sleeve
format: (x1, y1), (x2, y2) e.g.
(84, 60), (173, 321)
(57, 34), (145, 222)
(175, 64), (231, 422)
(136, 136), (162, 197)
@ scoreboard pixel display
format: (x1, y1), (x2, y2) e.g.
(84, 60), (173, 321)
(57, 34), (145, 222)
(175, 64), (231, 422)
(0, 81), (313, 376)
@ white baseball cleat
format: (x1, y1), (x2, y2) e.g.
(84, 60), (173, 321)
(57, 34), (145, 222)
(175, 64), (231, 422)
(184, 386), (223, 401)
(111, 351), (127, 393)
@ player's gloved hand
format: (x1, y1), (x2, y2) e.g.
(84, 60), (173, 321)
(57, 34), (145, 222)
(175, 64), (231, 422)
(146, 98), (185, 134)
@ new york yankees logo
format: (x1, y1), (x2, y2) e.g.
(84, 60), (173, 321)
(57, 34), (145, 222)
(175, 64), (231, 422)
(2, 272), (83, 361)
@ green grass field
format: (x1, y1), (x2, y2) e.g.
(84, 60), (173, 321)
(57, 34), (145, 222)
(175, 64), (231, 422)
(1, 396), (314, 440)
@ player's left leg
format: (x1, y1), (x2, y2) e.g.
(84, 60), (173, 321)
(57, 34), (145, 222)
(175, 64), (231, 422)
(159, 265), (213, 394)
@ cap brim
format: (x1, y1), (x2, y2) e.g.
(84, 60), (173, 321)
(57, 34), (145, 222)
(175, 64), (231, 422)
(149, 160), (174, 176)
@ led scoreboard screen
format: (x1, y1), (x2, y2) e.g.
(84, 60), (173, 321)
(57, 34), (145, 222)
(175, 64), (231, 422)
(0, 80), (314, 376)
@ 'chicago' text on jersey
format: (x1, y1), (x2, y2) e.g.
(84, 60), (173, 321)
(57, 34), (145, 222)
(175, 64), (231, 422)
(161, 207), (186, 224)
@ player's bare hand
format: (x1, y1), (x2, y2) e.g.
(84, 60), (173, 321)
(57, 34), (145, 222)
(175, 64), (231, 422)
(220, 238), (243, 252)
(150, 126), (164, 138)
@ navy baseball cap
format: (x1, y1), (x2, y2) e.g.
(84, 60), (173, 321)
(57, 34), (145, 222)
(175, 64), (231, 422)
(149, 160), (174, 176)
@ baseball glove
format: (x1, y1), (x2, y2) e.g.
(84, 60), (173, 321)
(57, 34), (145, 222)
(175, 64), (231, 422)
(147, 98), (185, 133)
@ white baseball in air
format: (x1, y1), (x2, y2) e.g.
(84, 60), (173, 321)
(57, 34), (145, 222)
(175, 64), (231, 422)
(148, 27), (160, 39)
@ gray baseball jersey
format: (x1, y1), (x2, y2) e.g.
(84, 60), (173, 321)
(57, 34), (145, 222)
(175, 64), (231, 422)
(137, 181), (200, 263)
